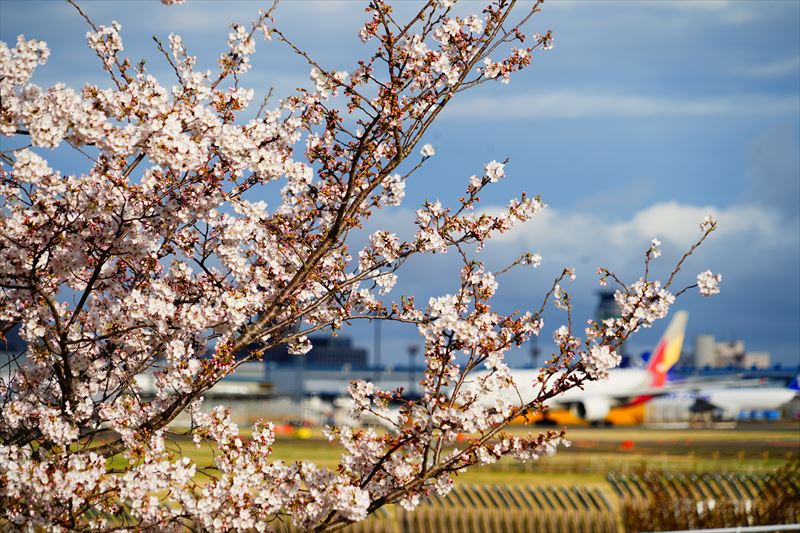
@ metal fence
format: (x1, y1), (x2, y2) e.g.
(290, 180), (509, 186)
(275, 469), (798, 532)
(607, 471), (770, 502)
(333, 484), (617, 533)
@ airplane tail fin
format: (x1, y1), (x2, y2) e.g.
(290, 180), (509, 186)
(646, 311), (689, 387)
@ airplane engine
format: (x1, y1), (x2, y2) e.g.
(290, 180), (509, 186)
(571, 397), (611, 422)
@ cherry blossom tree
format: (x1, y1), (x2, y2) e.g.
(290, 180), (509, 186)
(0, 0), (721, 530)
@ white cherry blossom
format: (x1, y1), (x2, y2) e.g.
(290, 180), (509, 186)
(697, 270), (722, 296)
(0, 1), (718, 530)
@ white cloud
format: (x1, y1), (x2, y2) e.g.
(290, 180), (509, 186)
(488, 201), (795, 269)
(737, 56), (800, 78)
(544, 0), (756, 25)
(362, 200), (794, 280)
(143, 1), (360, 36)
(445, 91), (800, 120)
(639, 0), (755, 24)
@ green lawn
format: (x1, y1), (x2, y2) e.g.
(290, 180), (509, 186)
(126, 424), (798, 487)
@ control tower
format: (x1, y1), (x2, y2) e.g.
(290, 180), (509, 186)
(595, 290), (621, 324)
(595, 290), (628, 361)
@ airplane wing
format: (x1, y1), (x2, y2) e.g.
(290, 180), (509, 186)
(603, 377), (789, 400)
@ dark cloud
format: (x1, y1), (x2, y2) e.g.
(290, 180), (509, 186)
(741, 125), (800, 216)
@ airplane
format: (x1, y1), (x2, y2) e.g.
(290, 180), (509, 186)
(481, 310), (692, 426)
(683, 379), (797, 422)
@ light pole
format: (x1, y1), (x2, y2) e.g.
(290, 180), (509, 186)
(373, 318), (381, 384)
(407, 344), (419, 397)
(530, 335), (541, 369)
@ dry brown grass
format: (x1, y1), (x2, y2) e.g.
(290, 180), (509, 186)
(618, 461), (800, 532)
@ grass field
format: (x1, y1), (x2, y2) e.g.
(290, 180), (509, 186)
(153, 422), (799, 487)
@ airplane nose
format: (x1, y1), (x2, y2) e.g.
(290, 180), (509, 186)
(774, 389), (798, 407)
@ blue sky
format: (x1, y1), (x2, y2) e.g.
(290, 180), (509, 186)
(2, 0), (799, 367)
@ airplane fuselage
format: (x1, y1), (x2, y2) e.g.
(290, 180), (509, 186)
(695, 387), (796, 415)
(471, 367), (656, 422)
